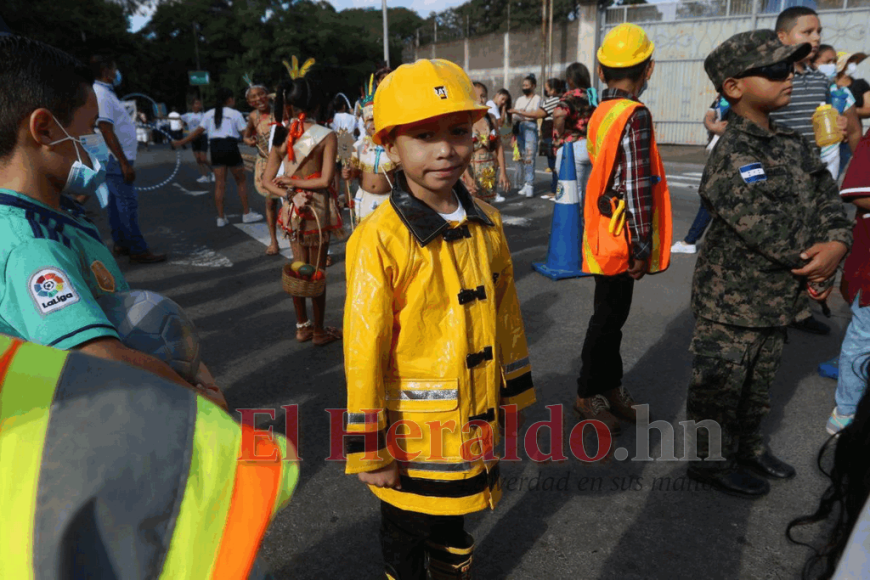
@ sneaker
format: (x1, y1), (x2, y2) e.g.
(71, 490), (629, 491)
(604, 386), (639, 423)
(196, 175), (209, 183)
(242, 211), (264, 224)
(493, 194), (506, 203)
(671, 241), (697, 254)
(574, 394), (621, 436)
(827, 408), (854, 435)
(519, 184), (534, 198)
(216, 217), (228, 228)
(544, 167), (552, 173)
(209, 173), (216, 182)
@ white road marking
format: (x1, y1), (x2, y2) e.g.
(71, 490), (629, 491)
(168, 246), (233, 268)
(172, 182), (210, 196)
(233, 222), (294, 259)
(502, 216), (532, 227)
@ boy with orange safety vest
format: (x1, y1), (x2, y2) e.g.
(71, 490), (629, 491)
(574, 23), (672, 436)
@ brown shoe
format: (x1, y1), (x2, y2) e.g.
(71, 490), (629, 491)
(574, 394), (621, 436)
(604, 386), (639, 424)
(129, 251), (167, 264)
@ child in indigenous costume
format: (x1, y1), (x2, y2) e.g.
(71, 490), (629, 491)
(242, 77), (280, 255)
(462, 82), (509, 203)
(262, 66), (345, 346)
(341, 76), (398, 221)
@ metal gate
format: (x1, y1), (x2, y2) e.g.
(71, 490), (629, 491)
(602, 0), (870, 144)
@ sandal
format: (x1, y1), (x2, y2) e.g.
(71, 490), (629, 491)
(265, 244), (280, 256)
(296, 322), (314, 343)
(313, 326), (342, 346)
(325, 255), (334, 268)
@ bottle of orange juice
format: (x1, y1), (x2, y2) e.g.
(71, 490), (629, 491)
(813, 103), (841, 148)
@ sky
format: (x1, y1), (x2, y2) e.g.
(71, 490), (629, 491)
(128, 0), (469, 32)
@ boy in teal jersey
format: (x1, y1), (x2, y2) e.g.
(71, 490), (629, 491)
(0, 35), (225, 407)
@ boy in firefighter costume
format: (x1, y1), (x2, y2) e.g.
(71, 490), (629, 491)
(342, 76), (398, 221)
(343, 60), (536, 580)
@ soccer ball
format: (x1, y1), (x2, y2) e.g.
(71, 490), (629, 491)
(97, 290), (201, 383)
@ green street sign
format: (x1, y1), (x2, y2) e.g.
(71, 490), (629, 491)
(189, 71), (210, 86)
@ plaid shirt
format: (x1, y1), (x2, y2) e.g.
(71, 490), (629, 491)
(601, 88), (653, 260)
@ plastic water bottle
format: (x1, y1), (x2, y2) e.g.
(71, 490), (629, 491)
(813, 103), (841, 148)
(716, 96), (730, 120)
(831, 87), (849, 114)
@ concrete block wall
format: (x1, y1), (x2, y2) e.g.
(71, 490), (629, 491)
(403, 4), (598, 101)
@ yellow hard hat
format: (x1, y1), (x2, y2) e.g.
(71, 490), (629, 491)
(597, 23), (655, 68)
(372, 59), (489, 145)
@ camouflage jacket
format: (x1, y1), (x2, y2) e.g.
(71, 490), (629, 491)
(692, 114), (852, 328)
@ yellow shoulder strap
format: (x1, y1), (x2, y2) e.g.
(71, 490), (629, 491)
(588, 99), (641, 162)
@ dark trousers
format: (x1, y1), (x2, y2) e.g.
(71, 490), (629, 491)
(685, 204), (711, 245)
(380, 501), (469, 580)
(577, 274), (635, 398)
(106, 158), (149, 255)
(687, 318), (786, 472)
(543, 138), (557, 193)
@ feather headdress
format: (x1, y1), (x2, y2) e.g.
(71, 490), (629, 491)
(360, 74), (376, 107)
(361, 74), (376, 122)
(283, 56), (315, 80)
(243, 71), (268, 98)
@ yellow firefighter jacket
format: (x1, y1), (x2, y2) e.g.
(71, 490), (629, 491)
(343, 173), (536, 516)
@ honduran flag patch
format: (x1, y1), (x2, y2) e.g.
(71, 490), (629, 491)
(739, 163), (767, 184)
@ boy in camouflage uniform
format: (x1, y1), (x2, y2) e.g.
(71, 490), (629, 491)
(687, 30), (852, 499)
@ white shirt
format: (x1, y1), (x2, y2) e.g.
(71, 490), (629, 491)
(93, 81), (138, 162)
(437, 194), (466, 222)
(486, 100), (501, 120)
(331, 112), (357, 135)
(182, 111), (204, 131)
(168, 112), (183, 131)
(200, 107), (247, 140)
(514, 94), (541, 122)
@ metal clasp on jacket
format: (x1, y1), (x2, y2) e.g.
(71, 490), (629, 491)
(458, 285), (487, 305)
(442, 225), (472, 241)
(466, 346), (493, 368)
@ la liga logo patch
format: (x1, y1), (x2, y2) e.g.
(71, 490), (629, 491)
(29, 268), (79, 314)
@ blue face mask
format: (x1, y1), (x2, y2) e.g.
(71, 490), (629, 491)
(50, 116), (110, 208)
(113, 69), (122, 87)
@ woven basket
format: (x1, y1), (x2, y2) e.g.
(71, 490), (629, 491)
(282, 205), (326, 297)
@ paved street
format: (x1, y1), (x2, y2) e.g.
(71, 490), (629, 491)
(106, 144), (846, 579)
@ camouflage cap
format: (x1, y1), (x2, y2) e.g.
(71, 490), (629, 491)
(704, 30), (812, 91)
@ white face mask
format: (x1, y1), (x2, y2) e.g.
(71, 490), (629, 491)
(846, 62), (859, 76)
(817, 63), (837, 80)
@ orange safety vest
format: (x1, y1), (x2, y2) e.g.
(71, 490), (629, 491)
(583, 98), (672, 276)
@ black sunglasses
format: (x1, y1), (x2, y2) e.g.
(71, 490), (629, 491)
(736, 60), (795, 82)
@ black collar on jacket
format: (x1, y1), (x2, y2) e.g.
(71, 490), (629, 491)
(390, 170), (495, 247)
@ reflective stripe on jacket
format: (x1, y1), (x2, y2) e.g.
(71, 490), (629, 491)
(343, 173), (536, 516)
(0, 335), (298, 579)
(583, 99), (672, 275)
